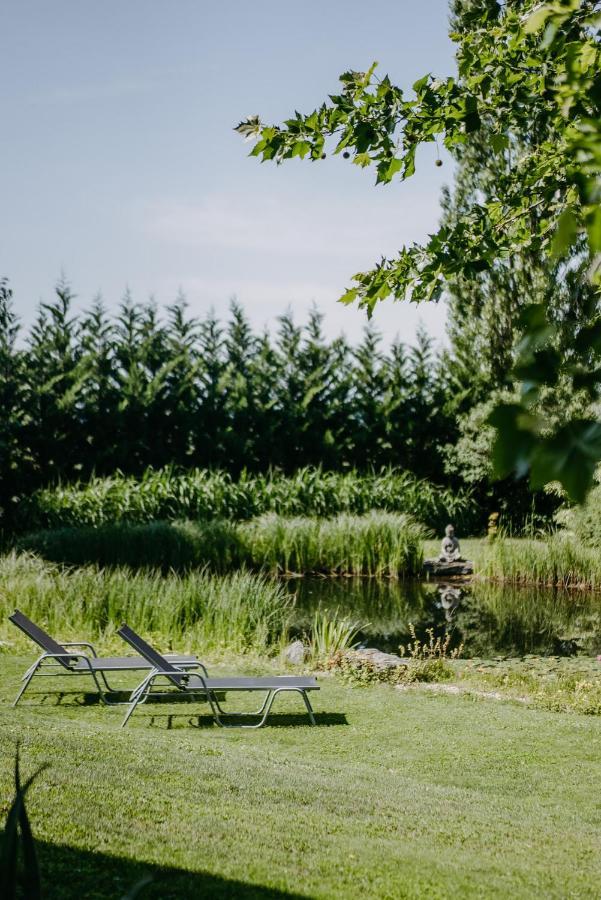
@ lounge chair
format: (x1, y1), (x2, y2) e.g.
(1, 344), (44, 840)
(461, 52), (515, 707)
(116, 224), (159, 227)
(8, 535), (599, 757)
(118, 624), (319, 728)
(9, 609), (198, 707)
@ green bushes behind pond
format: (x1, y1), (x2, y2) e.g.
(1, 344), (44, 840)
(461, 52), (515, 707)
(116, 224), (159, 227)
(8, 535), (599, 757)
(17, 512), (426, 578)
(19, 466), (476, 534)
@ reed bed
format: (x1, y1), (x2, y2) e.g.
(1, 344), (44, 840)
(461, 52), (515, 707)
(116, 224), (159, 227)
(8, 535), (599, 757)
(240, 512), (425, 577)
(17, 520), (242, 573)
(20, 466), (477, 533)
(0, 552), (291, 654)
(475, 535), (601, 590)
(18, 512), (427, 577)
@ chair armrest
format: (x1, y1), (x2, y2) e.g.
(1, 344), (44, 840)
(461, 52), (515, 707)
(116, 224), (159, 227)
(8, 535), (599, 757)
(61, 641), (98, 658)
(149, 668), (209, 689)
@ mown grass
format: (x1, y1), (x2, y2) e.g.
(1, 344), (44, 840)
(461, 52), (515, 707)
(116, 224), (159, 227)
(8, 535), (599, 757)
(0, 552), (291, 655)
(2, 656), (601, 899)
(18, 512), (426, 577)
(19, 465), (477, 533)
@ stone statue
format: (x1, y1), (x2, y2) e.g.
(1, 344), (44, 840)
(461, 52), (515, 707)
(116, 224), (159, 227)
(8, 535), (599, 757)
(439, 524), (463, 562)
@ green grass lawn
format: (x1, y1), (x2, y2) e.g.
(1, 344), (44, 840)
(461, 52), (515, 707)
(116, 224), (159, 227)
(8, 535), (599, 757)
(2, 656), (601, 899)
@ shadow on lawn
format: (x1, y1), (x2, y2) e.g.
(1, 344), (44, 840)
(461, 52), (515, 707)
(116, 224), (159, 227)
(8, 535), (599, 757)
(148, 712), (348, 729)
(6, 835), (312, 899)
(18, 692), (348, 728)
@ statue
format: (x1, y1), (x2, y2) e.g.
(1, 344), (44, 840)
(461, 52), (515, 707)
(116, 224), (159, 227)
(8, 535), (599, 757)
(439, 524), (463, 563)
(422, 523), (473, 575)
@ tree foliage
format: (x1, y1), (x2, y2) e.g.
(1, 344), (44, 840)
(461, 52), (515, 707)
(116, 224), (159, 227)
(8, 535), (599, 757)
(0, 283), (461, 531)
(236, 0), (601, 500)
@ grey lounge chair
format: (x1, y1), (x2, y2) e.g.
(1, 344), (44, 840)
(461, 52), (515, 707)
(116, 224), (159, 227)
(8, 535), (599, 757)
(9, 609), (198, 707)
(118, 624), (319, 729)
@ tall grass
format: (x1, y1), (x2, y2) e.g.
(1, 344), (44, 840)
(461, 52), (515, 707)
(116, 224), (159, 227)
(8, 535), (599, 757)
(0, 553), (291, 654)
(18, 512), (426, 577)
(241, 512), (425, 576)
(475, 535), (601, 590)
(17, 521), (241, 573)
(19, 466), (477, 533)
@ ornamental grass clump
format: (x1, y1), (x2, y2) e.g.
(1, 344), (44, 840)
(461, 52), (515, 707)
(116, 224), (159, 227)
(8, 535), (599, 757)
(17, 512), (426, 576)
(308, 610), (366, 663)
(17, 520), (244, 573)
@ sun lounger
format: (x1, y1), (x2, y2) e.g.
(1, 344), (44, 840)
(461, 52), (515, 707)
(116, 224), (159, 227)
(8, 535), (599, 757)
(118, 623), (319, 728)
(9, 609), (198, 706)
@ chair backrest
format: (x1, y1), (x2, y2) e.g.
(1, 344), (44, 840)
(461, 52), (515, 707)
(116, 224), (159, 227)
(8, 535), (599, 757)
(117, 624), (189, 687)
(9, 610), (73, 670)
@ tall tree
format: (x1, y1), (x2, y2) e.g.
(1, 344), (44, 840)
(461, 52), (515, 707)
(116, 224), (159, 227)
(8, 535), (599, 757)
(0, 280), (28, 531)
(237, 0), (601, 499)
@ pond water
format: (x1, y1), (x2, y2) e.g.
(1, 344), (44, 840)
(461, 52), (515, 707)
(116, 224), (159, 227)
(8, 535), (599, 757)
(286, 578), (601, 658)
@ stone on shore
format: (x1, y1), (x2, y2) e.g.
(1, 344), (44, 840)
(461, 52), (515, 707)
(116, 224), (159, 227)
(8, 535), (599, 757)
(352, 648), (409, 670)
(423, 558), (474, 576)
(283, 639), (307, 665)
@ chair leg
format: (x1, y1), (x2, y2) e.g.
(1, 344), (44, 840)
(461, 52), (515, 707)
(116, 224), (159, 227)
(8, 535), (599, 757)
(300, 690), (316, 726)
(212, 691), (277, 728)
(13, 659), (42, 707)
(212, 691), (272, 718)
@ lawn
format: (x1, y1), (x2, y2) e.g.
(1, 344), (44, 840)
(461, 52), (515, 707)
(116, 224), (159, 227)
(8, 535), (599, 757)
(2, 655), (601, 899)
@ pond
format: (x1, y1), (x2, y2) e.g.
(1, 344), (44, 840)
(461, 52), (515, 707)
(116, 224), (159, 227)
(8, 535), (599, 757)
(286, 577), (601, 658)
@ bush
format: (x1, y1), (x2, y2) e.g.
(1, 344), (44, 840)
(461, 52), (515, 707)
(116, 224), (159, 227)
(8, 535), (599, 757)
(326, 650), (454, 686)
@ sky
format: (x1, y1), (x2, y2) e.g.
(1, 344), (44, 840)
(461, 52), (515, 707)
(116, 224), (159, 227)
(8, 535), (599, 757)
(1, 0), (456, 348)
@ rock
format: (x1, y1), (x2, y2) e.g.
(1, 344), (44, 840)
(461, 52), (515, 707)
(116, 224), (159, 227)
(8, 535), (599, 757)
(423, 558), (474, 576)
(283, 639), (306, 665)
(352, 648), (409, 670)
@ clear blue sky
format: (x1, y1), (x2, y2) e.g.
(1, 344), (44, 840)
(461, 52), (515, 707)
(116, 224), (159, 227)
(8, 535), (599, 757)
(1, 0), (456, 346)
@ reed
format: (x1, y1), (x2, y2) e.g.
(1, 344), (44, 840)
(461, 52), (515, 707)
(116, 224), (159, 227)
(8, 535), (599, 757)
(240, 512), (426, 577)
(0, 552), (291, 654)
(20, 466), (477, 534)
(17, 520), (242, 573)
(475, 534), (601, 590)
(18, 512), (427, 577)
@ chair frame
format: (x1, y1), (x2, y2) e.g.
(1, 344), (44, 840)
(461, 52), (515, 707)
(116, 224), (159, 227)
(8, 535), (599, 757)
(13, 643), (124, 707)
(9, 610), (198, 707)
(121, 665), (317, 729)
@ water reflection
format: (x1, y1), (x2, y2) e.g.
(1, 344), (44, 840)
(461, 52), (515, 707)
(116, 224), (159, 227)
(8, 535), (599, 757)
(285, 577), (601, 658)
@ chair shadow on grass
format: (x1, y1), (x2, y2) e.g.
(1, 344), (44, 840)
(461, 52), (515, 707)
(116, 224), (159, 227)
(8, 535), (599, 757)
(10, 835), (311, 900)
(148, 711), (348, 729)
(15, 690), (349, 728)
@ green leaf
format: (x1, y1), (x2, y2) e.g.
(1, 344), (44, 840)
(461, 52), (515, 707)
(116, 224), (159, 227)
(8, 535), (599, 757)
(551, 206), (579, 259)
(488, 403), (538, 480)
(524, 5), (553, 34)
(490, 133), (509, 154)
(339, 287), (359, 306)
(586, 205), (601, 254)
(530, 421), (601, 502)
